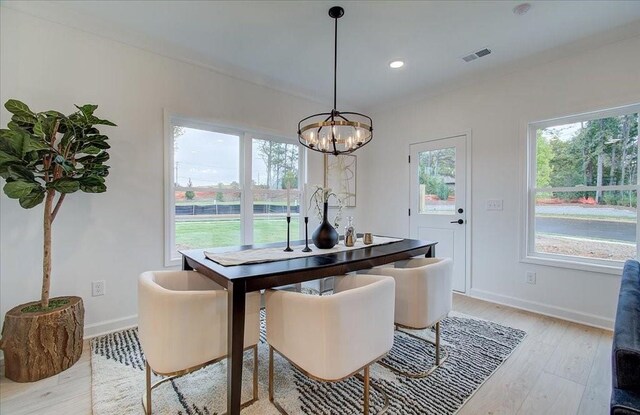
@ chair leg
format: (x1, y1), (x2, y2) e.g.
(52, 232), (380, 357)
(435, 321), (441, 366)
(268, 346), (289, 415)
(363, 365), (370, 415)
(145, 361), (152, 415)
(269, 345), (274, 403)
(378, 321), (448, 378)
(253, 345), (259, 402)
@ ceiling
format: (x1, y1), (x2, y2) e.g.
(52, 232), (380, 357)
(4, 1), (640, 111)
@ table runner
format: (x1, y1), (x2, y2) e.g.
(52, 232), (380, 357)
(204, 236), (402, 266)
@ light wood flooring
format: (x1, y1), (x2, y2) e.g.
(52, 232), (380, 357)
(0, 294), (613, 415)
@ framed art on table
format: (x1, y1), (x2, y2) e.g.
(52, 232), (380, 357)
(324, 154), (356, 207)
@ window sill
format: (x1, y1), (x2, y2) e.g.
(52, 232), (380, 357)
(521, 254), (625, 275)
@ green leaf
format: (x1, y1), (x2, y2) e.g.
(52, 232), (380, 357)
(7, 121), (26, 131)
(23, 137), (49, 156)
(84, 140), (110, 150)
(79, 176), (106, 193)
(80, 146), (102, 155)
(87, 115), (116, 127)
(11, 113), (37, 125)
(4, 180), (38, 199)
(49, 178), (80, 193)
(93, 152), (110, 164)
(34, 116), (58, 140)
(84, 134), (109, 142)
(43, 110), (65, 118)
(7, 165), (35, 181)
(89, 164), (110, 177)
(33, 119), (46, 139)
(59, 130), (74, 148)
(0, 129), (28, 157)
(0, 150), (21, 166)
(19, 188), (45, 208)
(0, 165), (9, 179)
(5, 99), (34, 118)
(75, 104), (98, 117)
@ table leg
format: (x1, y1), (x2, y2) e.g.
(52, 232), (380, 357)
(227, 280), (246, 415)
(425, 245), (435, 258)
(182, 255), (193, 270)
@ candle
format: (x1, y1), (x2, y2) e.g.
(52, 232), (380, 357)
(302, 183), (308, 215)
(286, 183), (291, 216)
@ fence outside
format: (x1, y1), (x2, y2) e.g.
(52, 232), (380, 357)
(175, 204), (300, 216)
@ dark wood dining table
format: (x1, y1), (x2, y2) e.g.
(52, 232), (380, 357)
(180, 237), (437, 415)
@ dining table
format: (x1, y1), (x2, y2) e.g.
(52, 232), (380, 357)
(180, 236), (437, 415)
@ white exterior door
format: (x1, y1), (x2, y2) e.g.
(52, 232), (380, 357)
(410, 135), (468, 292)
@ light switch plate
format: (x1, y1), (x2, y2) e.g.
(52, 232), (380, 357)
(92, 280), (105, 297)
(526, 272), (536, 285)
(487, 199), (503, 211)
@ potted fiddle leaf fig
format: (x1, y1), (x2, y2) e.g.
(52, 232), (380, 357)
(0, 100), (115, 382)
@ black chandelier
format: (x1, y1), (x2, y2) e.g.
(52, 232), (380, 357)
(297, 6), (373, 156)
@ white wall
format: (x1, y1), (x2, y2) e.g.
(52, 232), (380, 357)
(0, 7), (358, 336)
(359, 34), (640, 329)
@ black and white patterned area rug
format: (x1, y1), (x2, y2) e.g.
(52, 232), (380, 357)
(91, 311), (525, 415)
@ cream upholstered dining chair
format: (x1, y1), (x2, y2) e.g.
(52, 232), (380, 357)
(265, 274), (395, 415)
(138, 270), (261, 414)
(364, 257), (453, 377)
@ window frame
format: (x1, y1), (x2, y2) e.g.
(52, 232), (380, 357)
(522, 103), (640, 274)
(164, 111), (305, 267)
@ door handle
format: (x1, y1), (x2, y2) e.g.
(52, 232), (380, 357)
(450, 219), (464, 224)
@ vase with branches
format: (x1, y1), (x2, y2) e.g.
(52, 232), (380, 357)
(309, 185), (342, 249)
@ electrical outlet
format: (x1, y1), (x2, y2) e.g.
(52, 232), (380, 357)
(487, 199), (503, 211)
(526, 272), (536, 285)
(92, 280), (105, 297)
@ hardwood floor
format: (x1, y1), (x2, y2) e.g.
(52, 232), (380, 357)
(0, 294), (613, 415)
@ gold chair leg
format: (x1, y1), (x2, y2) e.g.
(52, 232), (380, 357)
(269, 345), (274, 403)
(435, 321), (441, 366)
(142, 347), (259, 415)
(145, 361), (152, 415)
(364, 365), (370, 415)
(354, 370), (390, 415)
(253, 345), (259, 402)
(269, 346), (288, 415)
(270, 346), (388, 415)
(378, 321), (448, 378)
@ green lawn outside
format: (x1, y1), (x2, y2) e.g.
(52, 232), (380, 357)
(176, 217), (300, 250)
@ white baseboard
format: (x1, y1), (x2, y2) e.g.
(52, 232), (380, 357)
(83, 314), (138, 339)
(467, 288), (614, 331)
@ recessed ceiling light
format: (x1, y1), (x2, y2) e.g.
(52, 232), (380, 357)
(389, 60), (404, 69)
(513, 3), (531, 15)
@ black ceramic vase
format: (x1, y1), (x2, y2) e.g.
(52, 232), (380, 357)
(312, 202), (339, 249)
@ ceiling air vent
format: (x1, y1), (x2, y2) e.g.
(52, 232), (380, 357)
(462, 48), (491, 63)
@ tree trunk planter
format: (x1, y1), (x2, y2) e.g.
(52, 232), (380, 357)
(1, 296), (84, 382)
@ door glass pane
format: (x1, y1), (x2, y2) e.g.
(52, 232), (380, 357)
(173, 126), (241, 251)
(252, 138), (300, 243)
(418, 147), (456, 214)
(534, 190), (637, 261)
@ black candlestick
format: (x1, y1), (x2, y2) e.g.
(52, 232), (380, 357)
(302, 216), (312, 252)
(284, 215), (293, 252)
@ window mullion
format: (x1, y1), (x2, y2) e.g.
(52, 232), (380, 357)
(241, 132), (254, 244)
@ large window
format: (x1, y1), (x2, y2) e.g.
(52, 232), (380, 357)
(165, 116), (303, 265)
(526, 104), (639, 271)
